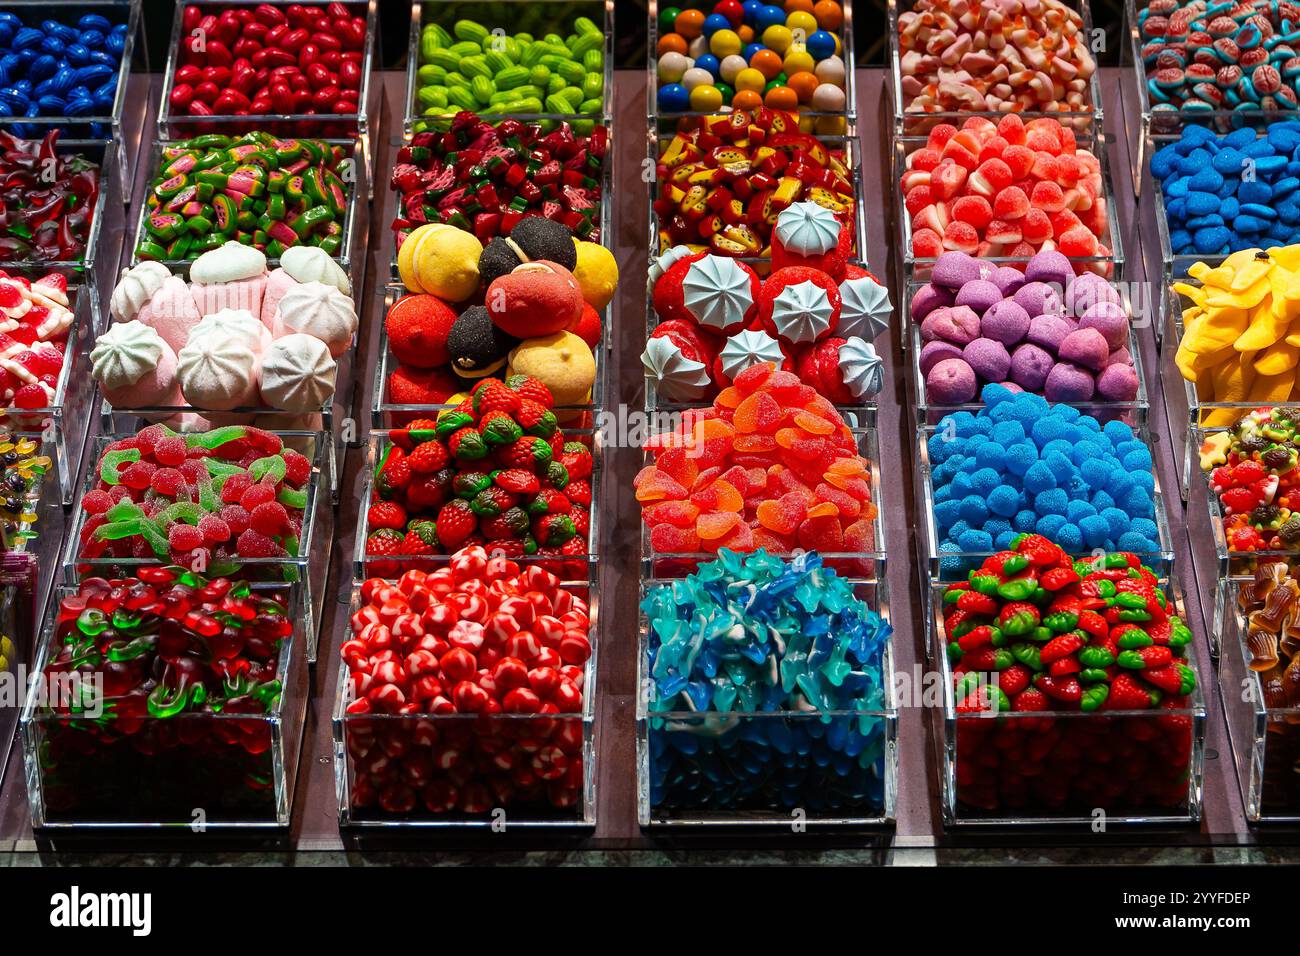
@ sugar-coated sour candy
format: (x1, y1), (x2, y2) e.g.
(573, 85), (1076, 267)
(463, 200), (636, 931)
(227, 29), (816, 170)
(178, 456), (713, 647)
(412, 13), (604, 132)
(0, 269), (73, 423)
(1152, 124), (1300, 256)
(942, 534), (1198, 814)
(0, 131), (100, 264)
(1137, 0), (1300, 115)
(655, 1), (848, 129)
(636, 362), (877, 563)
(644, 548), (891, 816)
(903, 116), (1112, 265)
(35, 572), (293, 819)
(898, 0), (1096, 114)
(928, 385), (1160, 574)
(366, 377), (593, 573)
(1199, 406), (1300, 553)
(342, 546), (591, 817)
(170, 3), (366, 122)
(77, 424), (313, 576)
(391, 113), (607, 246)
(917, 249), (1138, 405)
(0, 10), (127, 136)
(654, 108), (854, 258)
(135, 132), (350, 262)
(1174, 245), (1300, 424)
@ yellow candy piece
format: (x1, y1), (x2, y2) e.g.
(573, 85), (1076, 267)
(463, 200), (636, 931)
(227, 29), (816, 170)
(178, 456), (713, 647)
(1204, 278), (1270, 311)
(1255, 337), (1299, 375)
(1254, 367), (1296, 402)
(1235, 300), (1288, 351)
(1209, 358), (1254, 403)
(1173, 281), (1206, 307)
(1271, 245), (1300, 271)
(1182, 307), (1248, 354)
(1198, 431), (1232, 472)
(1227, 256), (1271, 291)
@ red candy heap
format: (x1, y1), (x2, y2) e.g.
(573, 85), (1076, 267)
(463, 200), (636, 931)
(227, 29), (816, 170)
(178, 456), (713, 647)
(902, 115), (1111, 263)
(342, 547), (591, 816)
(636, 361), (876, 557)
(170, 2), (366, 122)
(0, 131), (100, 264)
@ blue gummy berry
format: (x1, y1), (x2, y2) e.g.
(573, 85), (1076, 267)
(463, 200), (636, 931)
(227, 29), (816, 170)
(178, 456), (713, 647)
(988, 484), (1020, 517)
(1023, 461), (1057, 495)
(1034, 488), (1069, 517)
(1055, 522), (1084, 550)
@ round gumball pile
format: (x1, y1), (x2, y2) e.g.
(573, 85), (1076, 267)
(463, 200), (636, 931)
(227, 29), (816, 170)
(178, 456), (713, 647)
(942, 534), (1197, 811)
(365, 377), (593, 568)
(135, 132), (350, 262)
(0, 11), (126, 134)
(412, 15), (605, 132)
(898, 0), (1096, 114)
(645, 202), (888, 403)
(169, 3), (365, 121)
(1200, 406), (1300, 553)
(644, 548), (891, 815)
(1137, 0), (1300, 115)
(0, 130), (100, 263)
(636, 361), (877, 558)
(929, 386), (1160, 572)
(46, 573), (291, 720)
(391, 113), (606, 246)
(77, 424), (313, 574)
(101, 242), (354, 418)
(342, 547), (591, 816)
(902, 116), (1112, 263)
(654, 107), (854, 258)
(1153, 124), (1300, 256)
(916, 249), (1138, 405)
(389, 217), (612, 410)
(0, 270), (73, 421)
(1173, 246), (1300, 422)
(655, 1), (848, 124)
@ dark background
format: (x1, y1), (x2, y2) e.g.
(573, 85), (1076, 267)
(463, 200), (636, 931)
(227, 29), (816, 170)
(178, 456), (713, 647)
(133, 0), (1129, 72)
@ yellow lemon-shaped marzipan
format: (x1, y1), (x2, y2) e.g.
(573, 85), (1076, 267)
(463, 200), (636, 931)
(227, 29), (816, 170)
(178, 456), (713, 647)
(398, 224), (482, 301)
(508, 331), (596, 408)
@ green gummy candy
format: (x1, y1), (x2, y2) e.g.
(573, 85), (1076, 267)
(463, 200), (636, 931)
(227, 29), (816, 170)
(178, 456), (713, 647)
(249, 454), (287, 484)
(277, 486), (308, 510)
(187, 425), (247, 449)
(100, 448), (141, 485)
(157, 501), (205, 526)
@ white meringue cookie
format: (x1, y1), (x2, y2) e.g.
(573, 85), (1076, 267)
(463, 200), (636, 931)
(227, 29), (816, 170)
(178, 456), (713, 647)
(839, 336), (884, 399)
(718, 328), (785, 383)
(259, 333), (338, 413)
(642, 335), (712, 403)
(90, 320), (182, 408)
(838, 275), (892, 341)
(110, 261), (171, 324)
(682, 255), (753, 331)
(190, 240), (267, 284)
(280, 245), (351, 295)
(770, 279), (835, 344)
(190, 308), (272, 355)
(273, 281), (357, 356)
(177, 334), (260, 411)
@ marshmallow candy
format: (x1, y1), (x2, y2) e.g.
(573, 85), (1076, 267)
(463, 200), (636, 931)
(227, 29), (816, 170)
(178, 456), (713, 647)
(91, 320), (182, 409)
(259, 333), (338, 413)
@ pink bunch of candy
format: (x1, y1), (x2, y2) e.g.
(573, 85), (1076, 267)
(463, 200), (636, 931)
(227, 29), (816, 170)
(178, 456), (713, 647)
(903, 116), (1112, 264)
(897, 0), (1097, 114)
(0, 270), (72, 420)
(170, 2), (366, 120)
(341, 545), (591, 817)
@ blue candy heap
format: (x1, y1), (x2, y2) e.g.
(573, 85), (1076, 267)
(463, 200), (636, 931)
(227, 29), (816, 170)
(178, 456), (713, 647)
(929, 385), (1160, 576)
(642, 548), (892, 816)
(0, 12), (126, 137)
(1152, 123), (1300, 256)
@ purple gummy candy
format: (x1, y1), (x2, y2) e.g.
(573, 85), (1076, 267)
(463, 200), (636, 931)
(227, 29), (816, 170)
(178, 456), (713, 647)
(1065, 272), (1121, 317)
(919, 339), (965, 375)
(1012, 281), (1065, 319)
(963, 336), (1012, 382)
(1097, 363), (1139, 401)
(1024, 249), (1074, 287)
(920, 304), (982, 345)
(1044, 361), (1096, 402)
(989, 266), (1027, 296)
(954, 278), (1003, 315)
(980, 298), (1031, 346)
(931, 251), (983, 290)
(1008, 342), (1055, 391)
(926, 358), (978, 404)
(1106, 346), (1133, 368)
(910, 282), (956, 322)
(1078, 300), (1129, 350)
(1058, 327), (1110, 371)
(1027, 313), (1075, 352)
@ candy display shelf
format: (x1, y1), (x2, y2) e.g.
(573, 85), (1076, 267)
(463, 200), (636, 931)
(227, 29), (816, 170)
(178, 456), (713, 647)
(21, 579), (311, 829)
(646, 0), (857, 136)
(887, 0), (1105, 138)
(156, 0), (381, 140)
(901, 283), (1152, 431)
(0, 65), (1290, 863)
(402, 0), (614, 140)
